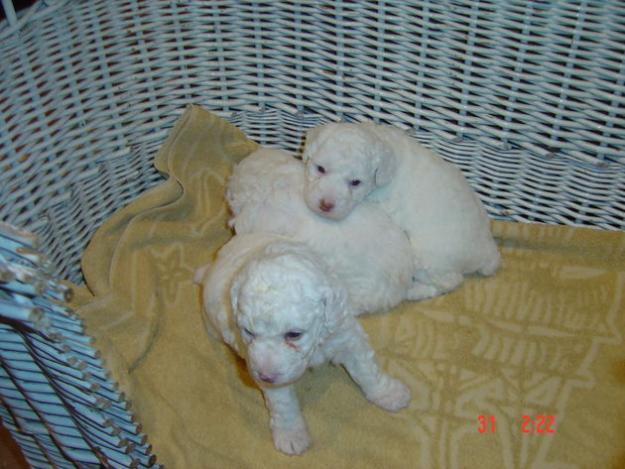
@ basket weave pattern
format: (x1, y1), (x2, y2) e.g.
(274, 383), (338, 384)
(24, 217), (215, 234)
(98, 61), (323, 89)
(1, 0), (625, 467)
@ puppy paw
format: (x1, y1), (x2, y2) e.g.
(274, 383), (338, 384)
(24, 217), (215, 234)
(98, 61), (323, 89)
(429, 271), (464, 294)
(272, 424), (311, 455)
(367, 377), (411, 412)
(407, 282), (438, 301)
(478, 252), (501, 276)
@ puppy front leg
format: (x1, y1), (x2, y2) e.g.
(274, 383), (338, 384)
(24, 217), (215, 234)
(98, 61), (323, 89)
(262, 385), (311, 455)
(335, 320), (411, 412)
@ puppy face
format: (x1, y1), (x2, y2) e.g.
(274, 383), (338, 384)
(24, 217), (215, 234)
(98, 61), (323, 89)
(230, 246), (346, 387)
(303, 123), (395, 220)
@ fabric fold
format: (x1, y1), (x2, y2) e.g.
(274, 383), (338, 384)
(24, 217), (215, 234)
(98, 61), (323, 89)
(75, 106), (625, 469)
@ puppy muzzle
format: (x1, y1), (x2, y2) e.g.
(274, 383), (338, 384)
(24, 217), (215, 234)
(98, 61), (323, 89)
(247, 341), (307, 386)
(304, 181), (353, 220)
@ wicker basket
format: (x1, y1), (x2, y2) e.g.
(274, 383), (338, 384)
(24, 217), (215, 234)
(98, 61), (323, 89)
(1, 0), (624, 466)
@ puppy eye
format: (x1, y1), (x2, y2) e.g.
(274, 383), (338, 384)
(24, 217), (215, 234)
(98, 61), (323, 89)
(284, 331), (303, 341)
(316, 165), (326, 175)
(242, 328), (255, 338)
(349, 179), (361, 187)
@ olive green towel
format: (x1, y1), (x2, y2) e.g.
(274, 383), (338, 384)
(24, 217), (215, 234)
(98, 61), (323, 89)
(75, 105), (625, 468)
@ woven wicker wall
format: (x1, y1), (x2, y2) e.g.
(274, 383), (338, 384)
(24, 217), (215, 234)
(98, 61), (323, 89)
(1, 0), (624, 280)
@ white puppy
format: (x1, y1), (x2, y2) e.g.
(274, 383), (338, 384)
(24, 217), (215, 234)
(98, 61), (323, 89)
(302, 122), (501, 295)
(194, 233), (411, 455)
(227, 147), (438, 311)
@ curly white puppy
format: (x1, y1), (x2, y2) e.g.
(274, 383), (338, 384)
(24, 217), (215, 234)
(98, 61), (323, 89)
(302, 122), (501, 295)
(194, 233), (410, 455)
(227, 147), (438, 310)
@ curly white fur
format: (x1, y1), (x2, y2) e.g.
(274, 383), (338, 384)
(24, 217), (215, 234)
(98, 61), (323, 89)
(194, 233), (410, 455)
(227, 148), (438, 311)
(302, 122), (501, 295)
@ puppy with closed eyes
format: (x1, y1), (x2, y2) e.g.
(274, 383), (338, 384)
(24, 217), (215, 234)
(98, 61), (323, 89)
(194, 233), (411, 455)
(302, 122), (501, 296)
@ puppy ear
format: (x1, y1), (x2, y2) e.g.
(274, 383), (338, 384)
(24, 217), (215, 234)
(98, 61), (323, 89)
(320, 282), (350, 336)
(229, 273), (243, 315)
(373, 137), (396, 187)
(302, 126), (323, 162)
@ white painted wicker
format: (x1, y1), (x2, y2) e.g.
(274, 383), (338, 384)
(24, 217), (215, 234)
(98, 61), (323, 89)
(0, 0), (624, 467)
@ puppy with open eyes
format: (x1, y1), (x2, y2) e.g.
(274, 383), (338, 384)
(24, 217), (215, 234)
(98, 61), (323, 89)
(302, 122), (501, 296)
(194, 233), (410, 455)
(226, 147), (438, 312)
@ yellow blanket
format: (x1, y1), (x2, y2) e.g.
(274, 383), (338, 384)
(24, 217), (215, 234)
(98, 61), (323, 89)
(75, 105), (625, 468)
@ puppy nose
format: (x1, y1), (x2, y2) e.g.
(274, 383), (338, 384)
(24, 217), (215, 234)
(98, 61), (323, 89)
(319, 199), (334, 212)
(258, 372), (278, 384)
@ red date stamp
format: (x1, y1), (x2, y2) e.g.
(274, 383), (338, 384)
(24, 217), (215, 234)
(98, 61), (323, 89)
(478, 415), (555, 433)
